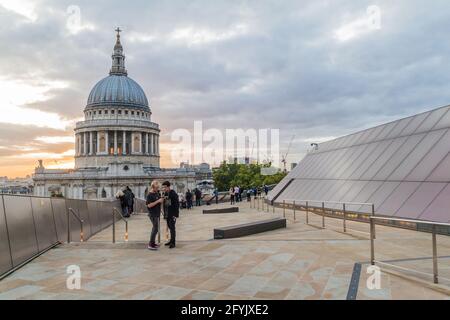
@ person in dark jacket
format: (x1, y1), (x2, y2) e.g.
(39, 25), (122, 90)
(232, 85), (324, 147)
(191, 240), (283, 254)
(195, 188), (202, 206)
(125, 186), (135, 215)
(116, 190), (129, 217)
(185, 189), (193, 209)
(162, 181), (179, 249)
(146, 181), (164, 251)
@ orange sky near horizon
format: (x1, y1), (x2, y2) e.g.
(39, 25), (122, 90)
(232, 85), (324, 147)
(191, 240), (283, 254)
(0, 144), (178, 179)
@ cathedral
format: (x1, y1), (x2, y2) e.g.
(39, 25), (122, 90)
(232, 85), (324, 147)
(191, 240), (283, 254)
(33, 29), (196, 199)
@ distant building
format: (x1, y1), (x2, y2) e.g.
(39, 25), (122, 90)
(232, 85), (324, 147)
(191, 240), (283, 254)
(180, 162), (213, 181)
(227, 157), (258, 165)
(0, 176), (33, 195)
(33, 30), (196, 199)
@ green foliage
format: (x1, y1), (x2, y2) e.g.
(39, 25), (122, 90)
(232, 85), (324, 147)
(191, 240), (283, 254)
(212, 161), (287, 191)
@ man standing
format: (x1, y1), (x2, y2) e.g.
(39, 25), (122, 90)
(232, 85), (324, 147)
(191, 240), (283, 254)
(162, 181), (179, 249)
(185, 189), (193, 209)
(195, 188), (202, 206)
(146, 181), (164, 251)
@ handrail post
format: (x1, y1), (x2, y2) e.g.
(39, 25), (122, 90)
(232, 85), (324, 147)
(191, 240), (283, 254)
(80, 221), (84, 242)
(370, 216), (375, 265)
(283, 200), (286, 218)
(322, 202), (325, 228)
(112, 209), (116, 244)
(266, 198), (269, 212)
(257, 196), (259, 210)
(125, 220), (129, 242)
(432, 225), (438, 284)
(67, 209), (71, 243)
(293, 200), (296, 221)
(343, 203), (346, 233)
(372, 204), (376, 239)
(272, 201), (275, 214)
(306, 201), (309, 224)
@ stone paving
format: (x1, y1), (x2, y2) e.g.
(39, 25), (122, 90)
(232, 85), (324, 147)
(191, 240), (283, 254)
(0, 201), (449, 300)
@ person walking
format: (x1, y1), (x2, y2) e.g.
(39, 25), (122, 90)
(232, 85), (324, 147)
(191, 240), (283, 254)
(264, 185), (269, 196)
(162, 181), (179, 249)
(146, 181), (164, 251)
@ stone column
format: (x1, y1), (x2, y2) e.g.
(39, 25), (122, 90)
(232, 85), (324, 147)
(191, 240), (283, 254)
(78, 134), (82, 156)
(156, 135), (159, 155)
(139, 132), (143, 153)
(145, 133), (149, 154)
(97, 132), (100, 154)
(150, 134), (154, 155)
(114, 131), (118, 155)
(89, 132), (93, 155)
(83, 132), (87, 155)
(123, 131), (126, 155)
(105, 130), (109, 154)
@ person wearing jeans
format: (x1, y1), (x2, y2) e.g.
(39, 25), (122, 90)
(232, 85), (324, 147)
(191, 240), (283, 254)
(162, 181), (179, 249)
(146, 181), (164, 251)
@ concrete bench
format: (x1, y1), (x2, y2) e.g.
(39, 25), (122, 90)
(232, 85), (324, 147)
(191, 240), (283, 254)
(203, 207), (239, 214)
(214, 218), (287, 239)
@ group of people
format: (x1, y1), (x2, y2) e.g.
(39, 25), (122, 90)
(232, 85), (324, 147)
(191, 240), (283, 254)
(145, 181), (179, 251)
(115, 182), (180, 251)
(116, 182), (272, 252)
(180, 188), (203, 209)
(229, 186), (242, 205)
(231, 185), (270, 204)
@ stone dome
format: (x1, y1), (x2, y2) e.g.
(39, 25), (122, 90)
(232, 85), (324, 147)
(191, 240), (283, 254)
(86, 75), (149, 110)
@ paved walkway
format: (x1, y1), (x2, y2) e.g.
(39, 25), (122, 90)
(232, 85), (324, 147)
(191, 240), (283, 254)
(0, 201), (449, 300)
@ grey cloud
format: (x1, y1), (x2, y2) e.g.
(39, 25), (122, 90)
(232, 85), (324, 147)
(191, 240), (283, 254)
(1, 0), (450, 166)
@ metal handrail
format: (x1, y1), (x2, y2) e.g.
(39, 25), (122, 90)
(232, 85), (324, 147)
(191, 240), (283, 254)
(282, 199), (374, 207)
(369, 216), (450, 284)
(112, 207), (129, 243)
(278, 199), (375, 233)
(272, 198), (449, 285)
(370, 216), (450, 227)
(67, 208), (84, 243)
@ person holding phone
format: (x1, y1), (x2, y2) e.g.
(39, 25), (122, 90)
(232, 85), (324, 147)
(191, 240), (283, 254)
(146, 181), (164, 251)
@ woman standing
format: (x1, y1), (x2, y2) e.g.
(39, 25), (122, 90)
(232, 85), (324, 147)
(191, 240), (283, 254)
(146, 181), (164, 251)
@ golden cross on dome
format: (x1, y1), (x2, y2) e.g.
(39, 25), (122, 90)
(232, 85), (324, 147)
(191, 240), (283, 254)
(115, 27), (122, 36)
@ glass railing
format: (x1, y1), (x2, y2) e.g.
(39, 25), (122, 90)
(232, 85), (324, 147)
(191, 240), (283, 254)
(0, 194), (122, 280)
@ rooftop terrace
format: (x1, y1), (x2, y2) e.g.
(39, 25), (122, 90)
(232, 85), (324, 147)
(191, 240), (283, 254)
(0, 199), (449, 300)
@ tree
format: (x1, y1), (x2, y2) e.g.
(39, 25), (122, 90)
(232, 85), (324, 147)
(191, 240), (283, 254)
(212, 162), (287, 191)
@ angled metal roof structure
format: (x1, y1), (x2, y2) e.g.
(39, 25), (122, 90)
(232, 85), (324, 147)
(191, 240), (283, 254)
(269, 105), (450, 223)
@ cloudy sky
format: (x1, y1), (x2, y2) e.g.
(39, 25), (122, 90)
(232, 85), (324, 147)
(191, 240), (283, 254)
(1, 0), (450, 178)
